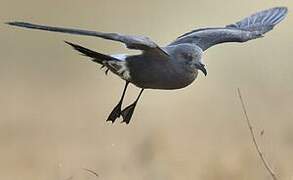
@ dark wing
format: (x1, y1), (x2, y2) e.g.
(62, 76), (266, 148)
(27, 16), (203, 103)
(169, 7), (288, 51)
(7, 21), (169, 58)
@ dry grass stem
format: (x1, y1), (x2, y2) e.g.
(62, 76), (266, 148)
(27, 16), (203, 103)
(83, 168), (99, 178)
(237, 88), (278, 180)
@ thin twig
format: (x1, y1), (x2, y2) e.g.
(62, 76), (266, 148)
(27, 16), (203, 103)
(237, 88), (278, 180)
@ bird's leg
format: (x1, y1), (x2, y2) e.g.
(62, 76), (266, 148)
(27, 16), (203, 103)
(121, 88), (144, 124)
(107, 81), (129, 123)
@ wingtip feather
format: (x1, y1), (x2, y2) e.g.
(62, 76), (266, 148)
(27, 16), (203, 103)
(5, 21), (25, 26)
(227, 6), (288, 33)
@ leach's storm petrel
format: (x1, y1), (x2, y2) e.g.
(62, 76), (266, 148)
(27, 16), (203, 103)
(7, 7), (288, 124)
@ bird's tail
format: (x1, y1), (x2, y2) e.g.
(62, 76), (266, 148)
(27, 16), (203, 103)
(64, 41), (117, 65)
(226, 7), (288, 35)
(65, 41), (128, 77)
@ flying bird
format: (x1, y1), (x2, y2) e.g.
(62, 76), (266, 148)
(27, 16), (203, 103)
(7, 7), (288, 124)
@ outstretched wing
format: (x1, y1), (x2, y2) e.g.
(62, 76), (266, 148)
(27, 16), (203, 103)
(7, 21), (169, 57)
(169, 7), (288, 51)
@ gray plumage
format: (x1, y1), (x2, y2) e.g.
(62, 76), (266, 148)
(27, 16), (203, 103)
(170, 7), (288, 51)
(7, 7), (288, 123)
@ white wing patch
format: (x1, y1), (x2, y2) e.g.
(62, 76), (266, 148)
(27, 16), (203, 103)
(110, 54), (128, 61)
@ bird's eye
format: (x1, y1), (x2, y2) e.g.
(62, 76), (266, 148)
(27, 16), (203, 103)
(182, 53), (193, 61)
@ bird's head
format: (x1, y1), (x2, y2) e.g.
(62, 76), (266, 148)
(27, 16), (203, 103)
(176, 44), (207, 76)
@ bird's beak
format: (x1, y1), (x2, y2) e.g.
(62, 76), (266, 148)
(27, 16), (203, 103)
(195, 63), (207, 76)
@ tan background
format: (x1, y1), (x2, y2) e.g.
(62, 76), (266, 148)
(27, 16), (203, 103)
(1, 0), (293, 180)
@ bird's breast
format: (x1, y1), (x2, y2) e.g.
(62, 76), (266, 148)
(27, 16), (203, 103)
(127, 58), (198, 90)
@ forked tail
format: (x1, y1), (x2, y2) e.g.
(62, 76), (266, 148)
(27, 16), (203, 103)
(65, 41), (130, 80)
(64, 41), (116, 65)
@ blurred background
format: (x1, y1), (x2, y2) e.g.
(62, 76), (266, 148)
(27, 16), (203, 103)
(1, 0), (293, 180)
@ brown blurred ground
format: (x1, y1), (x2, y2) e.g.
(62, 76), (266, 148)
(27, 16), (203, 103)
(1, 0), (293, 180)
